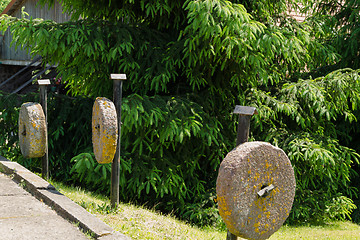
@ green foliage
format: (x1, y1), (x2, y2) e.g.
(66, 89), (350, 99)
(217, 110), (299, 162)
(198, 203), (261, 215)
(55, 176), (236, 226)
(70, 152), (111, 193)
(70, 93), (228, 226)
(325, 196), (357, 221)
(68, 70), (360, 225)
(0, 92), (93, 180)
(0, 93), (29, 163)
(180, 189), (225, 229)
(0, 0), (11, 13)
(78, 200), (118, 215)
(2, 0), (360, 226)
(47, 94), (93, 180)
(309, 0), (360, 70)
(0, 0), (337, 100)
(0, 91), (226, 227)
(249, 69), (360, 223)
(120, 94), (226, 205)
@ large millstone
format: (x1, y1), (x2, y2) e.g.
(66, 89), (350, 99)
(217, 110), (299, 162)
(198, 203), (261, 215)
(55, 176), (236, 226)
(92, 97), (118, 164)
(216, 141), (296, 240)
(18, 102), (47, 158)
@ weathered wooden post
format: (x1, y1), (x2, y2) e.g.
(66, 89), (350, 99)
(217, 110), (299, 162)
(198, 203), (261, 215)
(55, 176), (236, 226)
(110, 73), (126, 208)
(38, 79), (51, 179)
(227, 105), (258, 240)
(234, 105), (257, 146)
(226, 231), (238, 240)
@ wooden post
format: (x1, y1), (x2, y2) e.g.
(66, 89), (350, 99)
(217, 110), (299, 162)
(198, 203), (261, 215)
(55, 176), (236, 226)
(236, 115), (251, 146)
(226, 231), (238, 240)
(227, 105), (258, 240)
(38, 79), (51, 180)
(233, 105), (257, 147)
(110, 74), (127, 208)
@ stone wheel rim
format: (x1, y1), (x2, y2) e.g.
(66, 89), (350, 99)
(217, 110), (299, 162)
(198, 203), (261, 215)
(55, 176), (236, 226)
(92, 97), (118, 164)
(18, 102), (47, 158)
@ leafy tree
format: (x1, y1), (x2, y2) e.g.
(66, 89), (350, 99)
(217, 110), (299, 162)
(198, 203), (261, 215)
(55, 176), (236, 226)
(1, 0), (360, 225)
(0, 0), (11, 13)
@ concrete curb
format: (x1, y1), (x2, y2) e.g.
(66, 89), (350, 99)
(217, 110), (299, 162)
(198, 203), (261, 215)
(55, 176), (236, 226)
(0, 156), (131, 240)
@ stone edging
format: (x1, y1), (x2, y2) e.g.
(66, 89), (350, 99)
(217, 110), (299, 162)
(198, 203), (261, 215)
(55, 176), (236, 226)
(0, 156), (130, 240)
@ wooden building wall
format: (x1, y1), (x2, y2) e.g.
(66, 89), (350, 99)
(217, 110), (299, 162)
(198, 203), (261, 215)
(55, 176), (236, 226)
(0, 0), (71, 65)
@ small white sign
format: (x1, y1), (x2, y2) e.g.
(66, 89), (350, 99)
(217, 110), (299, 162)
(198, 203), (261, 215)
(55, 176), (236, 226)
(233, 105), (258, 115)
(37, 79), (51, 85)
(110, 74), (127, 80)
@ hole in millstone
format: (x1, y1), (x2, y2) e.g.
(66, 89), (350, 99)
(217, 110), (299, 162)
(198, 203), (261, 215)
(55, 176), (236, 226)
(22, 126), (26, 136)
(95, 123), (101, 137)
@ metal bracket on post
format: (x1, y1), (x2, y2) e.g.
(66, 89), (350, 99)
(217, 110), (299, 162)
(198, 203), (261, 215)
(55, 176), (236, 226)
(226, 105), (257, 240)
(37, 79), (51, 180)
(110, 73), (127, 208)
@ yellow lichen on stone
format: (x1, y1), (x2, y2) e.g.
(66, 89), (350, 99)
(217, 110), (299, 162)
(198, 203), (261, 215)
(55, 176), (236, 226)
(92, 97), (118, 164)
(19, 102), (46, 158)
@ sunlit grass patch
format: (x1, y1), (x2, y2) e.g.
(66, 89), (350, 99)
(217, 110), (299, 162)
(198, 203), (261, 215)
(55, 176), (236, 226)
(270, 221), (360, 240)
(51, 181), (226, 239)
(52, 181), (360, 240)
(98, 204), (226, 240)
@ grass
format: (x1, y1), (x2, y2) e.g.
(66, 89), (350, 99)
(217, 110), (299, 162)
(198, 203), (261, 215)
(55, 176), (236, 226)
(51, 181), (225, 239)
(51, 181), (360, 240)
(269, 222), (360, 240)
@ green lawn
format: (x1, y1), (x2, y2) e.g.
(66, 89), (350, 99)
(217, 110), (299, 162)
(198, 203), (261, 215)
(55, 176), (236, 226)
(52, 181), (360, 240)
(269, 222), (360, 240)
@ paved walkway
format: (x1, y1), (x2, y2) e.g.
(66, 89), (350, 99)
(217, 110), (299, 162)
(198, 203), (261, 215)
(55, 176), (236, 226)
(0, 156), (130, 240)
(0, 172), (88, 240)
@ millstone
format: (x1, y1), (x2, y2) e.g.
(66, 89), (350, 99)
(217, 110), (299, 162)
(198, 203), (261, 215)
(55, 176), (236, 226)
(92, 97), (118, 164)
(18, 102), (47, 158)
(216, 141), (296, 240)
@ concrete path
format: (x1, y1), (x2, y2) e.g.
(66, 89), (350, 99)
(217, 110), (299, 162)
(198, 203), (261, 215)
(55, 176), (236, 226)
(0, 172), (88, 240)
(0, 156), (130, 240)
